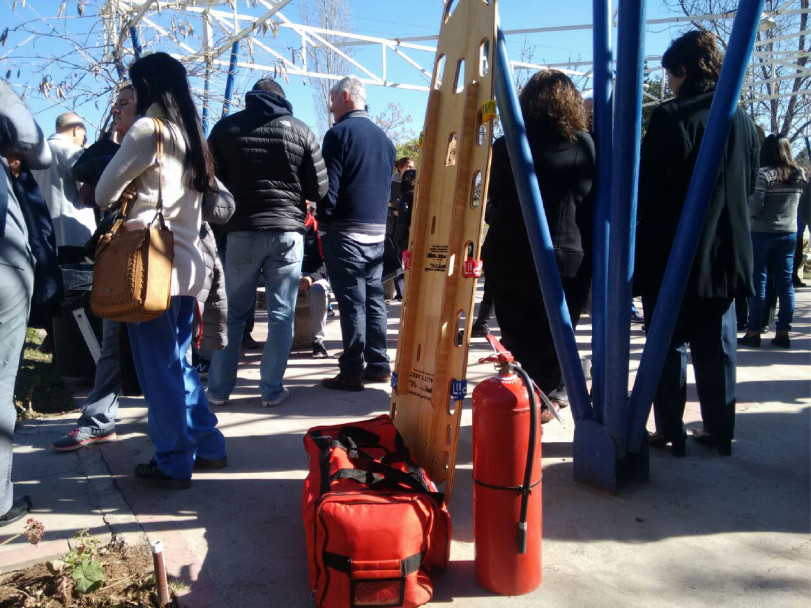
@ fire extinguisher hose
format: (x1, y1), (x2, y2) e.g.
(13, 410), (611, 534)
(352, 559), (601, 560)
(512, 364), (537, 555)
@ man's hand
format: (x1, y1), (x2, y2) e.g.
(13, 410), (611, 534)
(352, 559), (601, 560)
(299, 276), (313, 293)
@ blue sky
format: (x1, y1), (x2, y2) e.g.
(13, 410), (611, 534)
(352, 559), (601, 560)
(3, 1), (686, 142)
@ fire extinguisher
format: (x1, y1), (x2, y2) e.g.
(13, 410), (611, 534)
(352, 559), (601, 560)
(472, 350), (542, 595)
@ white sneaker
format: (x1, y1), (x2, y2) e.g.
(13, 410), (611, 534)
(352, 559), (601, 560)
(262, 387), (290, 408)
(206, 391), (229, 406)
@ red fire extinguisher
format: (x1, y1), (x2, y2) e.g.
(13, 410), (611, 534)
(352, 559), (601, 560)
(472, 350), (542, 595)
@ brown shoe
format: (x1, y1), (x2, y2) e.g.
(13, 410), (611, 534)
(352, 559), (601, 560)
(362, 370), (392, 384)
(322, 374), (364, 392)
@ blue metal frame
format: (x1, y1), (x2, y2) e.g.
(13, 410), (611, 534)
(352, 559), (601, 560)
(604, 0), (646, 459)
(589, 0), (613, 425)
(129, 26), (142, 60)
(626, 0), (766, 454)
(493, 28), (592, 426)
(222, 41), (240, 118)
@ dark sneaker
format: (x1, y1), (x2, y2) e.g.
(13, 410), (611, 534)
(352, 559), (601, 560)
(771, 333), (790, 348)
(0, 496), (32, 528)
(471, 323), (490, 338)
(312, 339), (329, 359)
(630, 311), (645, 324)
(362, 370), (392, 384)
(322, 374), (364, 392)
(737, 333), (761, 348)
(134, 458), (191, 490)
(194, 456), (228, 470)
(52, 427), (117, 452)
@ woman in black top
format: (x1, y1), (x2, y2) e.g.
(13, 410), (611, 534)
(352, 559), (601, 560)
(482, 69), (595, 410)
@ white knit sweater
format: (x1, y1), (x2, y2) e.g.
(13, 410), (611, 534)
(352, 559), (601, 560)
(96, 109), (205, 298)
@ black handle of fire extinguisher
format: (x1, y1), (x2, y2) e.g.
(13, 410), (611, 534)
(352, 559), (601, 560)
(512, 364), (537, 555)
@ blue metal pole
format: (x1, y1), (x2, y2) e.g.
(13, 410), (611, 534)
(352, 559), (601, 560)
(202, 65), (210, 134)
(627, 0), (766, 452)
(494, 28), (592, 425)
(129, 26), (143, 60)
(605, 1), (646, 458)
(590, 0), (613, 424)
(222, 41), (240, 118)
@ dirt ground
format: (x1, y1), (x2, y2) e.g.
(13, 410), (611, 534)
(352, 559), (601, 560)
(0, 538), (181, 608)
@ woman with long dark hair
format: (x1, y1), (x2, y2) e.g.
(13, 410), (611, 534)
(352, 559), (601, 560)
(739, 135), (807, 349)
(481, 69), (595, 419)
(96, 53), (226, 489)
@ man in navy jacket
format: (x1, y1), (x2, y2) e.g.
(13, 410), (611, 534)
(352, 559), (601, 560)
(318, 76), (396, 391)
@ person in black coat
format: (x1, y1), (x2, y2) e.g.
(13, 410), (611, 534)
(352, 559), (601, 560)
(635, 30), (760, 457)
(482, 69), (595, 413)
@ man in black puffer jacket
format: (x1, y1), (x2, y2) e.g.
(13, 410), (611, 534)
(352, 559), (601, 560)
(207, 78), (328, 409)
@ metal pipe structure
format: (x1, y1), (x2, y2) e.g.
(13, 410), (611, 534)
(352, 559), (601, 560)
(493, 28), (592, 425)
(626, 0), (767, 453)
(604, 1), (646, 458)
(202, 64), (211, 133)
(589, 0), (613, 424)
(129, 26), (142, 60)
(222, 40), (240, 118)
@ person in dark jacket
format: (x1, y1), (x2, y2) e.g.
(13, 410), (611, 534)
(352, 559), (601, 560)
(635, 30), (760, 457)
(206, 77), (328, 408)
(318, 75), (396, 391)
(481, 69), (595, 417)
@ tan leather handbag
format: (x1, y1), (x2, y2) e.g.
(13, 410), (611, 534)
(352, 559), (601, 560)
(90, 118), (174, 323)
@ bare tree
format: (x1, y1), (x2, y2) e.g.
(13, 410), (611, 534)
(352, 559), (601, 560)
(664, 0), (809, 143)
(299, 0), (353, 135)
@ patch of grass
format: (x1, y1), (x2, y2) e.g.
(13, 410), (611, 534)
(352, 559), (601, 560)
(14, 328), (76, 421)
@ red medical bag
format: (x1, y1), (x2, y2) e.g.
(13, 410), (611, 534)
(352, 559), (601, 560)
(302, 415), (451, 608)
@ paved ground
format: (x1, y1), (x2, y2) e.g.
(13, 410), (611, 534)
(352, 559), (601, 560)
(2, 285), (809, 608)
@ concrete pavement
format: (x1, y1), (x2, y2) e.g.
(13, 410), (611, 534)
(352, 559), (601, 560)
(2, 286), (809, 607)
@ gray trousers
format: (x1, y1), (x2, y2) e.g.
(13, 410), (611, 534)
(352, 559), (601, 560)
(77, 318), (120, 433)
(302, 277), (329, 341)
(0, 261), (33, 515)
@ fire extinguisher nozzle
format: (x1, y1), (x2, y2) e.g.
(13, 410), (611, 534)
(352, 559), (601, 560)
(517, 522), (528, 554)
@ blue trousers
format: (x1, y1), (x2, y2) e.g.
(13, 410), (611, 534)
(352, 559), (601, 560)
(748, 231), (796, 332)
(127, 296), (226, 480)
(208, 230), (302, 402)
(321, 233), (390, 378)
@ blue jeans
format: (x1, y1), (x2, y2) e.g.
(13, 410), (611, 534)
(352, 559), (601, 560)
(77, 319), (120, 433)
(748, 231), (796, 332)
(321, 233), (390, 377)
(208, 230), (302, 402)
(127, 296), (226, 480)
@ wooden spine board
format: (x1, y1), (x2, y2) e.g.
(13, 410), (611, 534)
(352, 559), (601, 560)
(391, 0), (498, 499)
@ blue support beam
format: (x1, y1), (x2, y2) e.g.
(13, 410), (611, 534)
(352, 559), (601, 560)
(493, 28), (593, 426)
(626, 0), (767, 453)
(129, 26), (143, 61)
(604, 0), (646, 460)
(589, 0), (613, 425)
(222, 41), (240, 119)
